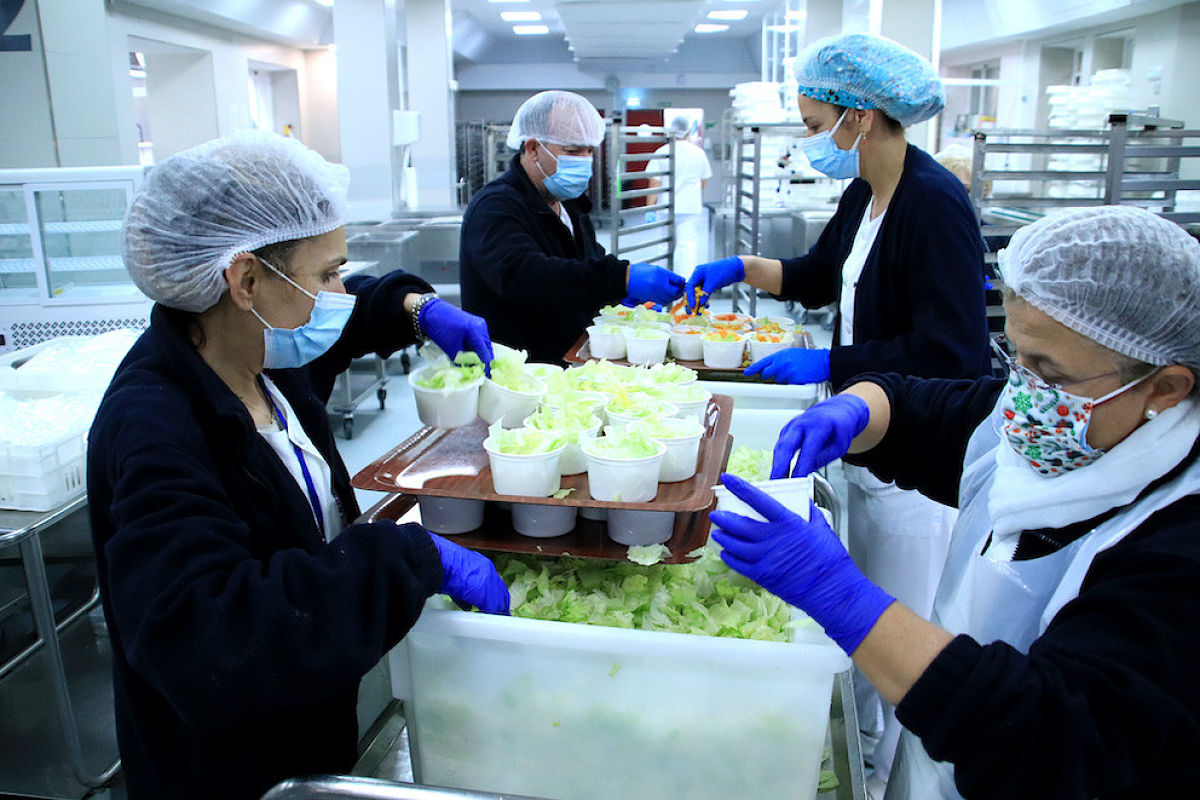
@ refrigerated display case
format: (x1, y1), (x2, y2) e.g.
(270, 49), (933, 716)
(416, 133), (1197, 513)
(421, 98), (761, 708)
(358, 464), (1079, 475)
(0, 167), (151, 354)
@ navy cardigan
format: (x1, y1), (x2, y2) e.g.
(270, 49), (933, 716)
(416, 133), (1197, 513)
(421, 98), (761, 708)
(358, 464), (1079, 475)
(87, 271), (443, 800)
(779, 145), (990, 388)
(459, 153), (628, 363)
(850, 373), (1200, 799)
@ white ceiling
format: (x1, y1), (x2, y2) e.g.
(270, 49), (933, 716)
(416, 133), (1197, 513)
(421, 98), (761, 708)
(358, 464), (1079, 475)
(451, 0), (770, 61)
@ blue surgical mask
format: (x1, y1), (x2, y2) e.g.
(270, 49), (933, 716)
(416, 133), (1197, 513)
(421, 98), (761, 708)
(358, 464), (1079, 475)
(251, 258), (356, 369)
(536, 143), (593, 200)
(799, 110), (862, 180)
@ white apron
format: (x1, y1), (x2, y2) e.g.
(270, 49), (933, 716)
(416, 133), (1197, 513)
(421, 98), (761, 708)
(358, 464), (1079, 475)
(885, 400), (1200, 800)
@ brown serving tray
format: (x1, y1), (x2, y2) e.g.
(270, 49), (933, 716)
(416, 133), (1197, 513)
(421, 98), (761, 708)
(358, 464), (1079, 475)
(358, 479), (722, 565)
(562, 331), (816, 377)
(352, 394), (733, 512)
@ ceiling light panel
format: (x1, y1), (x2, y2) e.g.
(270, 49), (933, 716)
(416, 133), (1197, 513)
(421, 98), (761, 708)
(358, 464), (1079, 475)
(707, 9), (747, 20)
(694, 23), (729, 32)
(500, 10), (541, 21)
(513, 24), (550, 34)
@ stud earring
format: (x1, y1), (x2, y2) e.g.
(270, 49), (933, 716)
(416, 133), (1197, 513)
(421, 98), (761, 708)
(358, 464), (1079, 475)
(1145, 408), (1159, 420)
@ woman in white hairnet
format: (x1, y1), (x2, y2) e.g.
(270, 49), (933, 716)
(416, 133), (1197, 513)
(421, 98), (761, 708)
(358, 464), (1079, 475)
(88, 131), (509, 800)
(687, 34), (990, 786)
(710, 206), (1200, 799)
(460, 90), (684, 363)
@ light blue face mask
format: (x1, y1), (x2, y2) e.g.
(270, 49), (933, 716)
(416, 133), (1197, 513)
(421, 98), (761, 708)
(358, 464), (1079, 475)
(251, 257), (356, 369)
(536, 143), (593, 200)
(799, 109), (863, 180)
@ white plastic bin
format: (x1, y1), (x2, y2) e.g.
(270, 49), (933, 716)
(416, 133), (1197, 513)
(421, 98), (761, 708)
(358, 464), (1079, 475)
(397, 606), (849, 800)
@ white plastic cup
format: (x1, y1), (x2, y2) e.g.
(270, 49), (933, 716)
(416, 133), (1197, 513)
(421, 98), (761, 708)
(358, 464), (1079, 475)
(713, 476), (814, 521)
(558, 422), (602, 475)
(478, 375), (546, 428)
(606, 400), (678, 427)
(418, 496), (485, 535)
(747, 335), (793, 363)
(587, 325), (627, 359)
(702, 333), (747, 368)
(511, 503), (578, 538)
(410, 365), (483, 429)
(482, 436), (566, 497)
(710, 312), (753, 332)
(623, 330), (670, 365)
(629, 418), (704, 482)
(607, 508), (675, 546)
(579, 506), (608, 521)
(668, 326), (706, 360)
(581, 438), (667, 503)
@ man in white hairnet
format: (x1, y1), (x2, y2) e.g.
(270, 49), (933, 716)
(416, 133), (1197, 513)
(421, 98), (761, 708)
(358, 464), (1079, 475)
(647, 115), (713, 280)
(460, 90), (685, 363)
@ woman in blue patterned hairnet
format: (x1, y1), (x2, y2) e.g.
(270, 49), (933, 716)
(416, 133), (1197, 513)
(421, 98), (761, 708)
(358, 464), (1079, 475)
(687, 33), (990, 794)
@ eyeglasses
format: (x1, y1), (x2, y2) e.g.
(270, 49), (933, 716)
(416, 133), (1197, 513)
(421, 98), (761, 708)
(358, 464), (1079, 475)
(990, 335), (1122, 394)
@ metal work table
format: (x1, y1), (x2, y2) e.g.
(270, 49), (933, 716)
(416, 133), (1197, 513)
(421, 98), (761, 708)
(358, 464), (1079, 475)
(0, 497), (120, 798)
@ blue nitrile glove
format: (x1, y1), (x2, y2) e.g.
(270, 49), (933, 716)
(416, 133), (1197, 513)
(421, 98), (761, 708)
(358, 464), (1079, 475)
(685, 256), (744, 310)
(428, 532), (510, 615)
(419, 298), (495, 374)
(771, 394), (870, 479)
(709, 473), (895, 655)
(744, 347), (831, 385)
(619, 297), (662, 311)
(627, 263), (685, 306)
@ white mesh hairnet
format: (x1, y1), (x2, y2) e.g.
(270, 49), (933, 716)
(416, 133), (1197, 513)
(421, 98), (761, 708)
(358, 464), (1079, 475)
(506, 91), (605, 149)
(668, 115), (691, 138)
(998, 206), (1200, 370)
(793, 33), (945, 127)
(123, 129), (349, 312)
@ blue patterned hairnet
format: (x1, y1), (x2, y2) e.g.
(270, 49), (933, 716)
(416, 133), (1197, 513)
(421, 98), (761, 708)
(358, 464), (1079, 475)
(793, 33), (945, 127)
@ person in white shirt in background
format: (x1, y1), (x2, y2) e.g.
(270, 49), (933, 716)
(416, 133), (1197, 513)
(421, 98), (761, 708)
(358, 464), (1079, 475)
(647, 115), (713, 280)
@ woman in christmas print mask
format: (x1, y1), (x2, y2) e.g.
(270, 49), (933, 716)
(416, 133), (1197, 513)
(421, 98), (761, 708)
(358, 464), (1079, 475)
(707, 205), (1200, 798)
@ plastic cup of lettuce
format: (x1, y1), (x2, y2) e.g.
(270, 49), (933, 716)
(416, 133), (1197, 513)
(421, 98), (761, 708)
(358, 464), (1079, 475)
(479, 373), (546, 429)
(628, 417), (705, 482)
(417, 496), (485, 535)
(598, 304), (635, 323)
(525, 405), (604, 476)
(701, 329), (746, 368)
(747, 331), (794, 362)
(586, 324), (627, 360)
(511, 502), (578, 538)
(621, 327), (670, 365)
(525, 363), (564, 382)
(539, 388), (608, 420)
(482, 427), (568, 497)
(409, 360), (485, 429)
(604, 392), (678, 427)
(669, 324), (706, 361)
(581, 431), (667, 503)
(647, 383), (712, 425)
(606, 508), (674, 546)
(644, 362), (698, 386)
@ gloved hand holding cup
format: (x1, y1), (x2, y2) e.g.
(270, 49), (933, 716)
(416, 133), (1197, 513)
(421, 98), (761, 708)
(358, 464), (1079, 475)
(419, 298), (495, 374)
(709, 473), (894, 655)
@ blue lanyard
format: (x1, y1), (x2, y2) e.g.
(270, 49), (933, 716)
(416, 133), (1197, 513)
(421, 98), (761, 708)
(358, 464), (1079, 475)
(261, 380), (326, 540)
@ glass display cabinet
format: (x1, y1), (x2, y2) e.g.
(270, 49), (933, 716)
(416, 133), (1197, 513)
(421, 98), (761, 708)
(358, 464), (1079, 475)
(0, 167), (151, 353)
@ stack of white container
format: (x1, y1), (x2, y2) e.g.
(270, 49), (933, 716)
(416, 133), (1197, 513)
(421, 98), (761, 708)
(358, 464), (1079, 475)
(0, 329), (140, 511)
(1044, 69), (1134, 199)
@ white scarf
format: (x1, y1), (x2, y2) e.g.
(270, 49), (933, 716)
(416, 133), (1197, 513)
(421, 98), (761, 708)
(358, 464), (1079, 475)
(986, 398), (1200, 561)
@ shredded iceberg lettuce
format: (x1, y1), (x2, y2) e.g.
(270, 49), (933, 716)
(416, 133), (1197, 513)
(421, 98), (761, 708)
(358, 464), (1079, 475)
(486, 423), (568, 455)
(584, 428), (662, 459)
(630, 417), (703, 440)
(488, 344), (541, 392)
(494, 541), (806, 640)
(726, 446), (771, 482)
(413, 351), (484, 390)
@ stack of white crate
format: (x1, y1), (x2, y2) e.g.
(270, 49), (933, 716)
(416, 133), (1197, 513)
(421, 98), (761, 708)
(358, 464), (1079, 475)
(0, 329), (139, 510)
